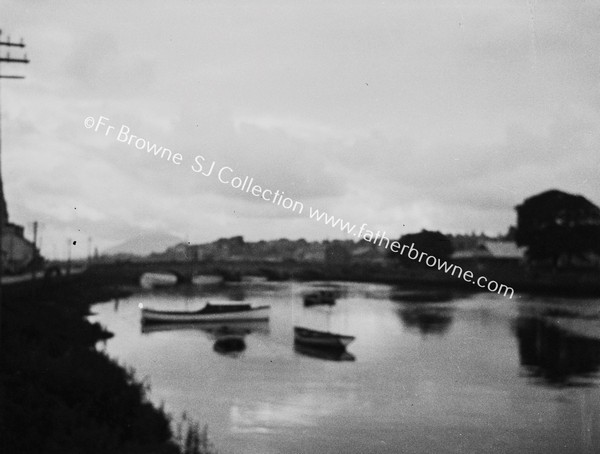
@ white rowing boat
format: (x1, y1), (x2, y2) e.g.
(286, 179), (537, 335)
(141, 303), (270, 323)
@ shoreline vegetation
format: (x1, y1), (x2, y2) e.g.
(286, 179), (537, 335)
(0, 275), (217, 454)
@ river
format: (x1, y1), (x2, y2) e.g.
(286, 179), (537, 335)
(89, 280), (600, 454)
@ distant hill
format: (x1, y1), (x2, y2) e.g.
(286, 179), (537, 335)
(105, 232), (183, 257)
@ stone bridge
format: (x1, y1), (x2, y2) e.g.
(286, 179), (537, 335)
(85, 259), (328, 285)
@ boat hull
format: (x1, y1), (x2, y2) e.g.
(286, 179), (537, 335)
(303, 291), (336, 306)
(294, 326), (355, 348)
(141, 306), (270, 323)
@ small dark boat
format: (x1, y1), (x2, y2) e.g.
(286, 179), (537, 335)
(141, 302), (270, 323)
(294, 326), (355, 348)
(303, 290), (336, 306)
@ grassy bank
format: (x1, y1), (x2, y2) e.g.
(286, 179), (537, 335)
(0, 276), (213, 454)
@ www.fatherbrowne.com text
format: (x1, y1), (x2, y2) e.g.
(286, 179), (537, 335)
(308, 208), (514, 299)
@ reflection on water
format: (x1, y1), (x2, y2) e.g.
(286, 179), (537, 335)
(293, 342), (356, 361)
(141, 319), (269, 359)
(389, 288), (455, 303)
(91, 282), (600, 454)
(396, 304), (455, 336)
(515, 315), (600, 387)
(192, 274), (224, 286)
(214, 336), (246, 357)
(140, 272), (178, 289)
(140, 320), (269, 340)
(227, 286), (247, 301)
(141, 320), (270, 337)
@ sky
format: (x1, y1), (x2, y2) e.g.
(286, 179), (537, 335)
(1, 0), (599, 259)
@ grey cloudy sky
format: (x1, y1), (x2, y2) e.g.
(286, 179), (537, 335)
(2, 0), (599, 258)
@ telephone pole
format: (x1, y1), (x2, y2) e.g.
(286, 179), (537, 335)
(0, 29), (29, 348)
(0, 29), (29, 222)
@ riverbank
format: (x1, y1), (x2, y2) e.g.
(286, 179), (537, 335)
(0, 275), (199, 454)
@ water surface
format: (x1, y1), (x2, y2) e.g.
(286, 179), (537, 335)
(91, 281), (600, 454)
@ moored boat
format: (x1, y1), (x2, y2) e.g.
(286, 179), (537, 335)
(303, 290), (336, 306)
(141, 302), (270, 324)
(294, 326), (355, 348)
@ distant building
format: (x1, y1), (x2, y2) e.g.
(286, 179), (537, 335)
(161, 242), (190, 261)
(325, 240), (352, 265)
(0, 178), (7, 226)
(449, 232), (498, 252)
(1, 222), (37, 274)
(452, 240), (526, 261)
(351, 243), (387, 264)
(293, 242), (326, 262)
(150, 236), (389, 265)
(452, 240), (526, 277)
(1, 174), (40, 273)
(184, 237), (328, 263)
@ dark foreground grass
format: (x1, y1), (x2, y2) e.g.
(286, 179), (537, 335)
(0, 276), (216, 454)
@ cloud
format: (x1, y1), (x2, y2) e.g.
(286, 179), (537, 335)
(2, 0), (600, 258)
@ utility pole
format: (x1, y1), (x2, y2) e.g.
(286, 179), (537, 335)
(0, 30), (30, 235)
(0, 30), (29, 350)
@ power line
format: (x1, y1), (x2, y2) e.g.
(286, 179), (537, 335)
(0, 29), (29, 353)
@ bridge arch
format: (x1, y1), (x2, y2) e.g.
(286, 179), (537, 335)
(139, 269), (192, 286)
